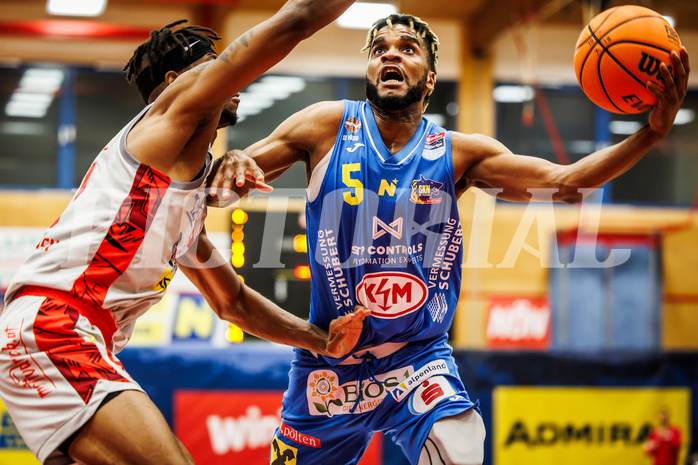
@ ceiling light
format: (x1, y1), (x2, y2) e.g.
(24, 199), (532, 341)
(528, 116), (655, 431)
(245, 83), (292, 100)
(259, 76), (306, 92)
(5, 67), (64, 119)
(674, 108), (695, 125)
(247, 76), (306, 99)
(0, 122), (47, 135)
(492, 85), (535, 103)
(5, 101), (50, 118)
(19, 68), (64, 93)
(238, 93), (275, 109)
(337, 2), (397, 29)
(609, 120), (643, 135)
(47, 0), (107, 17)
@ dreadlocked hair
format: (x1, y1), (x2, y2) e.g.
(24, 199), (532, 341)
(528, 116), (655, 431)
(361, 14), (440, 111)
(124, 19), (221, 89)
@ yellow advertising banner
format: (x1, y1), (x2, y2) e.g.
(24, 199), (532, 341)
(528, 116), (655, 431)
(0, 400), (40, 465)
(493, 386), (690, 465)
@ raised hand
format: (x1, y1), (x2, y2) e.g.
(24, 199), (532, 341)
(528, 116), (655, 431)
(647, 47), (690, 138)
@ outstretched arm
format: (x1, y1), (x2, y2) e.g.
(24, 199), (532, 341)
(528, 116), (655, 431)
(177, 1), (355, 116)
(458, 48), (690, 203)
(177, 228), (369, 357)
(127, 3), (353, 180)
(209, 100), (344, 196)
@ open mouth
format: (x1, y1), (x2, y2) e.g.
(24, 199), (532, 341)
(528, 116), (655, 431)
(380, 66), (404, 84)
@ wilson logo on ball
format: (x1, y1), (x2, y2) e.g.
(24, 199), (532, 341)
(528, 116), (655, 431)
(638, 52), (668, 82)
(355, 272), (427, 319)
(573, 5), (682, 114)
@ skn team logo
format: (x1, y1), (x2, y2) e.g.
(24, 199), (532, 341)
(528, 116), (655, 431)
(355, 271), (428, 318)
(410, 175), (443, 204)
(372, 216), (403, 240)
(344, 117), (362, 133)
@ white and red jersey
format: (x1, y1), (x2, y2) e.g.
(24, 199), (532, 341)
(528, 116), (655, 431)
(4, 105), (212, 352)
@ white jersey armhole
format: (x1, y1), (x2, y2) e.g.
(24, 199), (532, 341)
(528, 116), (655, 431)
(306, 146), (334, 202)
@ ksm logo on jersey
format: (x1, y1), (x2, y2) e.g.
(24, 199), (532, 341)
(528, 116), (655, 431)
(356, 272), (428, 319)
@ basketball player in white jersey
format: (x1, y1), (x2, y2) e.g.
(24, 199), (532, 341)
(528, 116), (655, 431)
(211, 14), (690, 465)
(0, 2), (372, 464)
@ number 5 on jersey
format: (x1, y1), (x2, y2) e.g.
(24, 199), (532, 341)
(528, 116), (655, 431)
(342, 163), (363, 205)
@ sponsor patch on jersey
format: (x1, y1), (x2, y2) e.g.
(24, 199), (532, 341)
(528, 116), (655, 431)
(409, 375), (455, 415)
(346, 142), (365, 153)
(410, 175), (444, 204)
(423, 132), (446, 160)
(390, 359), (450, 402)
(344, 117), (362, 133)
(279, 421), (321, 448)
(153, 268), (174, 292)
(372, 216), (403, 240)
(270, 435), (298, 465)
(306, 366), (412, 417)
(426, 293), (448, 324)
(355, 272), (428, 319)
(1, 326), (57, 399)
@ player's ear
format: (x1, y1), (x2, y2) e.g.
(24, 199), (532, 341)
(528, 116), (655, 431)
(426, 71), (436, 92)
(164, 70), (180, 86)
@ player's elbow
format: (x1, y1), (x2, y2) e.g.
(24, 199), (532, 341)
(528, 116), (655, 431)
(556, 187), (585, 204)
(211, 278), (247, 324)
(280, 0), (340, 40)
(287, 11), (316, 40)
(550, 169), (586, 203)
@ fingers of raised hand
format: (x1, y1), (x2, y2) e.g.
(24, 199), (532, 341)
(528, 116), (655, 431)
(677, 47), (690, 95)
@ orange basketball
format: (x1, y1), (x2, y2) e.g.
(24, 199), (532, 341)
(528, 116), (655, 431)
(574, 5), (682, 114)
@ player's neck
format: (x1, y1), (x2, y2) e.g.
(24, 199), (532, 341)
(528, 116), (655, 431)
(369, 101), (423, 154)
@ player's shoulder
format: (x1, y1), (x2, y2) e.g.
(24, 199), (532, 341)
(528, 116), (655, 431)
(296, 100), (345, 120)
(450, 131), (513, 182)
(286, 101), (346, 140)
(451, 131), (510, 156)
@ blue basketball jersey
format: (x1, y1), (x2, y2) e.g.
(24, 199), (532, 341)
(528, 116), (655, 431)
(306, 100), (463, 363)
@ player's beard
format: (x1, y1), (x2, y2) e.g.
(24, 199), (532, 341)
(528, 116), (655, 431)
(218, 107), (239, 128)
(365, 70), (427, 112)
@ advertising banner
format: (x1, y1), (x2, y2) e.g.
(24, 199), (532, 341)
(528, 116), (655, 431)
(174, 390), (382, 465)
(486, 297), (551, 349)
(0, 400), (39, 465)
(493, 386), (690, 465)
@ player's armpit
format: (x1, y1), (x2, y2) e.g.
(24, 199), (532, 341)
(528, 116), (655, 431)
(245, 100), (345, 182)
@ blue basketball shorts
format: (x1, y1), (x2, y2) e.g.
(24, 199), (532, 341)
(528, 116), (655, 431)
(269, 335), (477, 465)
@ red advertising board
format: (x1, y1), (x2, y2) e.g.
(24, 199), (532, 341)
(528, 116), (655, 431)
(174, 390), (382, 464)
(485, 297), (551, 349)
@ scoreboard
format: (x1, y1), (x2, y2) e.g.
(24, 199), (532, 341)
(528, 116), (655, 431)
(230, 202), (312, 324)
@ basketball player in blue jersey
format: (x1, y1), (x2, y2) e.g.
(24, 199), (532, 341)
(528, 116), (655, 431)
(212, 13), (690, 465)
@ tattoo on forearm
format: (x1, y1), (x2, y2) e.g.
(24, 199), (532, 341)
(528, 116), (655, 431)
(239, 31), (251, 48)
(219, 28), (254, 63)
